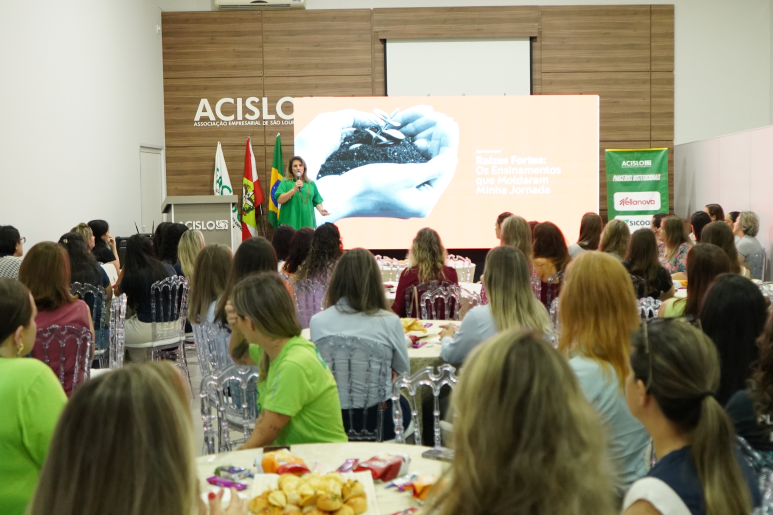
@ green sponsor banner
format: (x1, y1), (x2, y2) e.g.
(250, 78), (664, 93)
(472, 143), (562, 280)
(605, 148), (669, 231)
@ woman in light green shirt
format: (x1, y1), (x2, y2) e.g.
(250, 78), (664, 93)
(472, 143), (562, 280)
(227, 272), (347, 448)
(274, 156), (329, 230)
(0, 279), (67, 515)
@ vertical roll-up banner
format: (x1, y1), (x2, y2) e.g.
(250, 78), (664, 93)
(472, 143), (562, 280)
(605, 148), (669, 230)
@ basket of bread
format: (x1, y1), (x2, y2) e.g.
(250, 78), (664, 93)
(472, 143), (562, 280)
(248, 472), (373, 515)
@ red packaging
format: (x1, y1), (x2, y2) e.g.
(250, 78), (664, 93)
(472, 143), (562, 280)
(354, 453), (409, 482)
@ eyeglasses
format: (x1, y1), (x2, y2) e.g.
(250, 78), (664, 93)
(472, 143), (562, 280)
(18, 237), (26, 244)
(639, 316), (702, 390)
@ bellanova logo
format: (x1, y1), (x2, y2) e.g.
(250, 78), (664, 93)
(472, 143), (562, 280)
(614, 191), (661, 211)
(193, 97), (294, 127)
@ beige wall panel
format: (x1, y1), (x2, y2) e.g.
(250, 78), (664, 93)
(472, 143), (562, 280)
(651, 5), (675, 72)
(164, 77), (264, 147)
(262, 10), (372, 77)
(599, 141), (651, 219)
(651, 72), (675, 141)
(542, 72), (651, 141)
(373, 7), (538, 39)
(541, 6), (651, 73)
(262, 75), (375, 145)
(651, 140), (675, 212)
(162, 12), (263, 79)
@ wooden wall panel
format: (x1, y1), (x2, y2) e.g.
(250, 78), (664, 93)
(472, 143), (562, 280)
(542, 72), (651, 141)
(373, 37), (385, 96)
(262, 75), (375, 145)
(373, 7), (538, 39)
(262, 10), (372, 77)
(651, 72), (675, 141)
(162, 12), (263, 79)
(651, 6), (675, 72)
(541, 6), (651, 72)
(531, 36), (542, 94)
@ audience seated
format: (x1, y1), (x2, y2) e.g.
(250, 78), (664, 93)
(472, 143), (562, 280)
(600, 219), (631, 262)
(426, 330), (617, 515)
(704, 203), (725, 222)
(690, 211), (712, 243)
(494, 211), (514, 243)
(624, 229), (674, 300)
(734, 211), (763, 271)
(701, 220), (749, 277)
(558, 252), (648, 496)
(440, 246), (550, 365)
(70, 223), (95, 250)
(650, 212), (668, 244)
(726, 312), (773, 453)
(187, 244), (233, 326)
(700, 274), (768, 406)
(151, 221), (172, 257)
(0, 279), (67, 515)
(175, 229), (204, 278)
(391, 227), (459, 317)
(659, 244), (731, 318)
(227, 273), (347, 447)
(0, 225), (24, 279)
(727, 210), (741, 229)
(87, 220), (120, 275)
(482, 214), (540, 303)
(27, 362), (223, 515)
(19, 242), (94, 396)
(116, 234), (176, 361)
(658, 216), (693, 277)
(157, 222), (188, 267)
(271, 224), (296, 272)
(281, 227), (314, 278)
(623, 320), (761, 515)
(58, 233), (110, 298)
(214, 237), (277, 325)
(533, 221), (570, 308)
(294, 222), (344, 284)
(309, 248), (411, 440)
(568, 212), (603, 258)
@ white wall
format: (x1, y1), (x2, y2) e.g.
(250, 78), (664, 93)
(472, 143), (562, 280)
(675, 125), (773, 279)
(0, 0), (165, 248)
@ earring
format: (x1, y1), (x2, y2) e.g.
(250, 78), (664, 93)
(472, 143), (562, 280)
(16, 343), (24, 356)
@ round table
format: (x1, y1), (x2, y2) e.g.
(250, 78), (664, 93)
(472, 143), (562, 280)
(197, 442), (446, 514)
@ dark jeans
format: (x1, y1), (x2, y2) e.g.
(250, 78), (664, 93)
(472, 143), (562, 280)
(341, 396), (412, 441)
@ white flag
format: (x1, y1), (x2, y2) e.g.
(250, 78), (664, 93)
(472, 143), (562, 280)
(213, 142), (241, 231)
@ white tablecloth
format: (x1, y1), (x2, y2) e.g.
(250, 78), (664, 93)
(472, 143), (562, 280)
(197, 442), (446, 514)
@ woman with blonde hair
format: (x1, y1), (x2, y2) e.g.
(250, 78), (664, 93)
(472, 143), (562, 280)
(734, 211), (763, 273)
(391, 228), (458, 317)
(600, 219), (631, 261)
(658, 216), (692, 277)
(559, 252), (648, 495)
(176, 229), (205, 278)
(28, 361), (244, 515)
(568, 212), (603, 258)
(440, 246), (550, 364)
(499, 215), (533, 263)
(623, 321), (761, 515)
(71, 223), (95, 250)
(427, 330), (617, 515)
(188, 244), (233, 326)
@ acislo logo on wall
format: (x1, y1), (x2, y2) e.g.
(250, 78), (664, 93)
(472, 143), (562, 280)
(193, 97), (294, 127)
(613, 191), (661, 211)
(183, 220), (229, 231)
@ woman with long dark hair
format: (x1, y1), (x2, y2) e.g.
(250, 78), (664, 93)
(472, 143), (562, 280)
(700, 274), (768, 406)
(533, 221), (570, 308)
(568, 212), (603, 258)
(294, 222), (344, 284)
(116, 235), (175, 359)
(624, 229), (674, 300)
(87, 220), (120, 275)
(701, 221), (748, 277)
(273, 156), (330, 230)
(188, 245), (232, 326)
(659, 244), (731, 318)
(704, 203), (725, 223)
(156, 223), (188, 266)
(271, 224), (296, 270)
(281, 227), (314, 277)
(58, 233), (110, 292)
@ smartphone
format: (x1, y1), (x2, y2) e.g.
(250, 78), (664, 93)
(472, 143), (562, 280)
(422, 447), (454, 462)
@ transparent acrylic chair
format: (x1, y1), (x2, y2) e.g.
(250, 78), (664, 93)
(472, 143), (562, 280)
(293, 279), (327, 329)
(737, 435), (773, 515)
(217, 365), (260, 452)
(547, 298), (561, 348)
(108, 294), (128, 369)
(392, 364), (459, 448)
(32, 325), (93, 396)
(419, 284), (460, 320)
(192, 321), (234, 379)
(638, 297), (662, 320)
(403, 280), (457, 319)
(70, 282), (108, 368)
(748, 249), (767, 280)
(315, 335), (393, 442)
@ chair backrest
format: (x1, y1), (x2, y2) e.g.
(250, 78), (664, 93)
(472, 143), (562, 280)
(748, 249), (767, 281)
(447, 255), (474, 283)
(192, 321), (234, 378)
(315, 335), (393, 442)
(70, 282), (107, 330)
(541, 270), (564, 309)
(638, 297), (662, 320)
(293, 278), (327, 329)
(109, 294), (128, 369)
(392, 364), (458, 447)
(215, 365), (259, 452)
(403, 280), (457, 319)
(420, 284), (461, 320)
(629, 274), (647, 299)
(150, 275), (189, 342)
(33, 325), (93, 396)
(547, 297), (560, 347)
(199, 372), (219, 455)
(736, 435), (773, 514)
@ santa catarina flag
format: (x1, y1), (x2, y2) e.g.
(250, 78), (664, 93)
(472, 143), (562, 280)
(242, 137), (264, 240)
(268, 133), (283, 229)
(213, 142), (240, 232)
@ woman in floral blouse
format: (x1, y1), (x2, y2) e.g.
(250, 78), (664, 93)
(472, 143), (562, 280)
(658, 216), (692, 278)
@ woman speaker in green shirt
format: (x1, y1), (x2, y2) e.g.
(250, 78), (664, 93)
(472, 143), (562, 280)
(0, 279), (66, 515)
(274, 156), (330, 230)
(226, 272), (347, 448)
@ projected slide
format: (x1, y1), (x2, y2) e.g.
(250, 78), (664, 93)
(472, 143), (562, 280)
(293, 96), (599, 249)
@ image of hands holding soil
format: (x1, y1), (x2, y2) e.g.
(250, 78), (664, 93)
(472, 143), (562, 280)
(294, 105), (460, 223)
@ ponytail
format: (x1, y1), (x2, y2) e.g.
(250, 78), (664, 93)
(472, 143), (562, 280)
(630, 322), (753, 515)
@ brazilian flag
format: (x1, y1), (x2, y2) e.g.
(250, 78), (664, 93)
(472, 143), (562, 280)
(268, 134), (283, 228)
